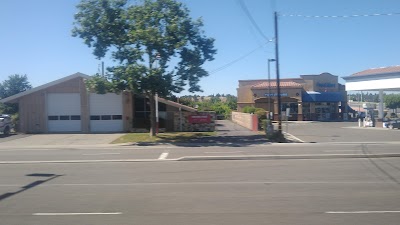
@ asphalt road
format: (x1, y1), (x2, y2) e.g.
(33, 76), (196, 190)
(1, 158), (400, 225)
(0, 142), (400, 162)
(1, 121), (400, 224)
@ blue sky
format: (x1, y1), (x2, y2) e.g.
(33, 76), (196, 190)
(1, 0), (399, 96)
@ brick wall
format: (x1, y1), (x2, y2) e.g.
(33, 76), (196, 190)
(231, 111), (258, 131)
(173, 111), (216, 132)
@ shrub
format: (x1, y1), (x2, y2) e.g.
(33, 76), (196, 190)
(243, 106), (256, 114)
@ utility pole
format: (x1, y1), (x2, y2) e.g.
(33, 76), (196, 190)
(274, 11), (282, 135)
(101, 61), (104, 76)
(268, 59), (276, 117)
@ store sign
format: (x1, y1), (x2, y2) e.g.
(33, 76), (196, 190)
(188, 115), (211, 124)
(317, 82), (336, 88)
(264, 93), (288, 97)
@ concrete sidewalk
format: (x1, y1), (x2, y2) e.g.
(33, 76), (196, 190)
(0, 133), (124, 146)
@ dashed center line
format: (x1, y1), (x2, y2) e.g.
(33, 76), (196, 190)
(325, 211), (400, 214)
(204, 151), (243, 154)
(82, 153), (121, 156)
(158, 152), (169, 160)
(33, 212), (122, 216)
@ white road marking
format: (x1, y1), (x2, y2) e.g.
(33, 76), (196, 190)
(204, 151), (243, 154)
(33, 212), (122, 216)
(158, 152), (169, 160)
(324, 150), (361, 152)
(326, 211), (400, 214)
(82, 153), (121, 156)
(13, 181), (383, 187)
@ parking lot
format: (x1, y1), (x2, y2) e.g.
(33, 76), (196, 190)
(284, 121), (400, 143)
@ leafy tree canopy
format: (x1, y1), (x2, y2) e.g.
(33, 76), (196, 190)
(384, 94), (400, 110)
(0, 74), (32, 99)
(0, 74), (32, 114)
(72, 0), (216, 96)
(72, 0), (216, 135)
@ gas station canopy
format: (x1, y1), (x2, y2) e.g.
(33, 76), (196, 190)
(343, 65), (400, 91)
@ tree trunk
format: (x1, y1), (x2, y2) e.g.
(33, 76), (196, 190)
(148, 93), (157, 137)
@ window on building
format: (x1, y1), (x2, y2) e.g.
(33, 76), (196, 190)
(71, 115), (81, 120)
(112, 115), (122, 120)
(90, 115), (100, 120)
(101, 115), (112, 120)
(60, 116), (70, 120)
(48, 116), (58, 120)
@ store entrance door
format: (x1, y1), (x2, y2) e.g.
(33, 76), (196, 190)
(315, 103), (337, 121)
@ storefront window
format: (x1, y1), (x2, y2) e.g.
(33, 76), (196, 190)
(315, 102), (337, 120)
(281, 102), (298, 120)
(302, 103), (311, 121)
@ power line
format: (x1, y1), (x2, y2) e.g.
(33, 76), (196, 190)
(282, 12), (400, 18)
(209, 43), (270, 75)
(237, 0), (269, 40)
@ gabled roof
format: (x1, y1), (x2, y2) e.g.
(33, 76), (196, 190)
(156, 97), (197, 112)
(251, 81), (303, 89)
(350, 65), (400, 77)
(0, 72), (90, 103)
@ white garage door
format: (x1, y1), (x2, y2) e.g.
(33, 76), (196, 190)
(89, 93), (123, 132)
(47, 93), (82, 132)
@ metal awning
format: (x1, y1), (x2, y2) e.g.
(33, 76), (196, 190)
(302, 92), (344, 102)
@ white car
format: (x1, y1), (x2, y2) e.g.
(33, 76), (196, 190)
(0, 115), (12, 135)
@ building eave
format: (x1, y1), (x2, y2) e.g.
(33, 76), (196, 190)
(156, 97), (197, 112)
(0, 72), (91, 103)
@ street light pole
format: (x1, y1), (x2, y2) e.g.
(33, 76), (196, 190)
(268, 59), (276, 119)
(154, 53), (161, 134)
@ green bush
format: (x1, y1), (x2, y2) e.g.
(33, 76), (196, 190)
(254, 108), (267, 120)
(242, 106), (256, 113)
(11, 113), (19, 132)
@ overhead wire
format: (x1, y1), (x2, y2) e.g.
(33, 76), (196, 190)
(209, 42), (271, 75)
(282, 12), (400, 18)
(206, 0), (274, 75)
(237, 0), (270, 41)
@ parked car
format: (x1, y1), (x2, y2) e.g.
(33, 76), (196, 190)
(384, 120), (400, 129)
(0, 114), (12, 135)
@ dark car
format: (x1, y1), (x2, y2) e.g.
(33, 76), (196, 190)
(385, 120), (400, 129)
(0, 115), (12, 135)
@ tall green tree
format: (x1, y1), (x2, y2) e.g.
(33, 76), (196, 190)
(0, 74), (32, 114)
(384, 94), (400, 112)
(72, 0), (216, 136)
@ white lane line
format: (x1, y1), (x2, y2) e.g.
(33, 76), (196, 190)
(158, 152), (169, 160)
(82, 153), (121, 156)
(323, 150), (361, 152)
(204, 151), (243, 154)
(33, 212), (122, 216)
(326, 211), (400, 214)
(24, 181), (384, 187)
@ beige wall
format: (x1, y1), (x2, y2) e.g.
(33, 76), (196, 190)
(18, 77), (89, 133)
(231, 111), (257, 131)
(301, 73), (339, 92)
(19, 91), (46, 133)
(237, 86), (254, 104)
